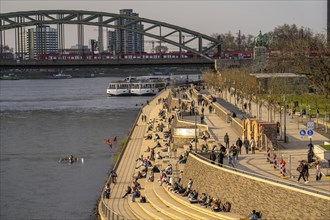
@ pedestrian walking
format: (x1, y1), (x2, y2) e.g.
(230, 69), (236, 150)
(208, 105), (213, 114)
(224, 133), (229, 148)
(232, 145), (239, 166)
(250, 138), (256, 154)
(315, 161), (324, 181)
(297, 161), (309, 184)
(236, 137), (243, 155)
(243, 137), (249, 154)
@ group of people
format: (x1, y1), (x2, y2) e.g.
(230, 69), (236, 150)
(297, 160), (310, 184)
(224, 133), (257, 155)
(166, 178), (232, 213)
(248, 210), (262, 219)
(103, 170), (118, 199)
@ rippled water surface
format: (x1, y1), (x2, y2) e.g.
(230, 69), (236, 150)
(0, 77), (150, 220)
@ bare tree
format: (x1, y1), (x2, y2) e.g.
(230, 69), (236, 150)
(154, 45), (168, 53)
(266, 24), (330, 98)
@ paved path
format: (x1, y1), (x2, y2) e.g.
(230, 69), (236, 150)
(100, 87), (329, 220)
(193, 89), (330, 195)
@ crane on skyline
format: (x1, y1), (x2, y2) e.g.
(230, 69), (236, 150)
(144, 40), (161, 53)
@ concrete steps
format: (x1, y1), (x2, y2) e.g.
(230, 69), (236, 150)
(136, 200), (171, 220)
(144, 180), (191, 220)
(163, 185), (242, 220)
(128, 201), (156, 220)
(153, 181), (217, 220)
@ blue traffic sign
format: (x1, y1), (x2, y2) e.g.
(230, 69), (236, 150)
(307, 129), (314, 136)
(299, 129), (306, 136)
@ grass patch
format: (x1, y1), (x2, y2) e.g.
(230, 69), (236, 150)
(320, 145), (330, 151)
(260, 94), (329, 118)
(112, 136), (128, 163)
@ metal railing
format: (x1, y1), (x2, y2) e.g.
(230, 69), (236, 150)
(190, 151), (330, 197)
(99, 91), (165, 219)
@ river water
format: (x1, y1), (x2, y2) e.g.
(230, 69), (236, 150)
(0, 77), (151, 220)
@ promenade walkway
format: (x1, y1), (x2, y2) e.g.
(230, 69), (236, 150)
(195, 89), (330, 195)
(99, 86), (329, 220)
(99, 89), (245, 219)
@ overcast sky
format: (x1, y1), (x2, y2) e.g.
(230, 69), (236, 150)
(0, 0), (327, 49)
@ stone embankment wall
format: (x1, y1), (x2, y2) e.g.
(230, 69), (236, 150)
(182, 154), (330, 219)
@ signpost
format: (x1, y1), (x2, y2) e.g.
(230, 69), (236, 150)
(307, 121), (314, 130)
(299, 129), (306, 137)
(307, 129), (313, 137)
(307, 129), (313, 144)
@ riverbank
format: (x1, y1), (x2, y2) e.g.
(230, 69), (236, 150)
(98, 84), (330, 219)
(0, 67), (202, 80)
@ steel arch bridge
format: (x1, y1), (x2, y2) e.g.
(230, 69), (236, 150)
(0, 10), (221, 61)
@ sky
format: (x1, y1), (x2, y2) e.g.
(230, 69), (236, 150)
(0, 0), (327, 50)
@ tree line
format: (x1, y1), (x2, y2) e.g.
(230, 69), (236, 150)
(210, 24), (329, 98)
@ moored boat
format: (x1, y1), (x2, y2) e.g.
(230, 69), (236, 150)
(53, 73), (72, 79)
(130, 81), (166, 96)
(0, 73), (20, 80)
(107, 80), (166, 96)
(107, 82), (131, 96)
(106, 74), (200, 96)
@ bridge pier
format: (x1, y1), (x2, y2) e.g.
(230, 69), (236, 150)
(98, 16), (104, 53)
(77, 14), (84, 56)
(57, 14), (65, 59)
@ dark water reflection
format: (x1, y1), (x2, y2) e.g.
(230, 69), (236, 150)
(0, 78), (147, 219)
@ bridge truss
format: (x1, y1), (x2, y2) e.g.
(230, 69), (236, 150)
(0, 10), (221, 61)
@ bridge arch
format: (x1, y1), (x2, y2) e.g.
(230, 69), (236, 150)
(0, 10), (221, 60)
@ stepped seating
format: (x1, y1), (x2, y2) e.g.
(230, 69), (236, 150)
(128, 202), (155, 220)
(162, 183), (242, 220)
(152, 180), (218, 220)
(143, 180), (191, 219)
(136, 202), (170, 220)
(127, 92), (242, 219)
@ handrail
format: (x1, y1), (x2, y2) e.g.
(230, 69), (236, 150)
(190, 151), (330, 197)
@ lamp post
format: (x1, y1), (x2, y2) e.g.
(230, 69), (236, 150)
(279, 102), (282, 140)
(195, 107), (198, 152)
(283, 95), (287, 143)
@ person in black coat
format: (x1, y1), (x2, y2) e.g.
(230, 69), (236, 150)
(217, 151), (225, 167)
(236, 137), (243, 155)
(210, 151), (216, 164)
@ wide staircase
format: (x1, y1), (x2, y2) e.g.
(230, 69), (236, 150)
(126, 157), (243, 220)
(100, 89), (244, 219)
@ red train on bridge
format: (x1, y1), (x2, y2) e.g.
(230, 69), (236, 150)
(38, 51), (195, 60)
(37, 50), (329, 61)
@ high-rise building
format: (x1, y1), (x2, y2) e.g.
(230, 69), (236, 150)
(107, 9), (144, 54)
(26, 25), (58, 59)
(107, 30), (117, 53)
(327, 0), (330, 47)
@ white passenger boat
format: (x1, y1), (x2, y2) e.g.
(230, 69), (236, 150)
(107, 82), (131, 96)
(107, 74), (200, 96)
(130, 81), (166, 96)
(107, 80), (166, 96)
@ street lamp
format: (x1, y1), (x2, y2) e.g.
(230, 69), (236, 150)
(278, 102), (283, 140)
(283, 95), (287, 143)
(194, 107), (198, 152)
